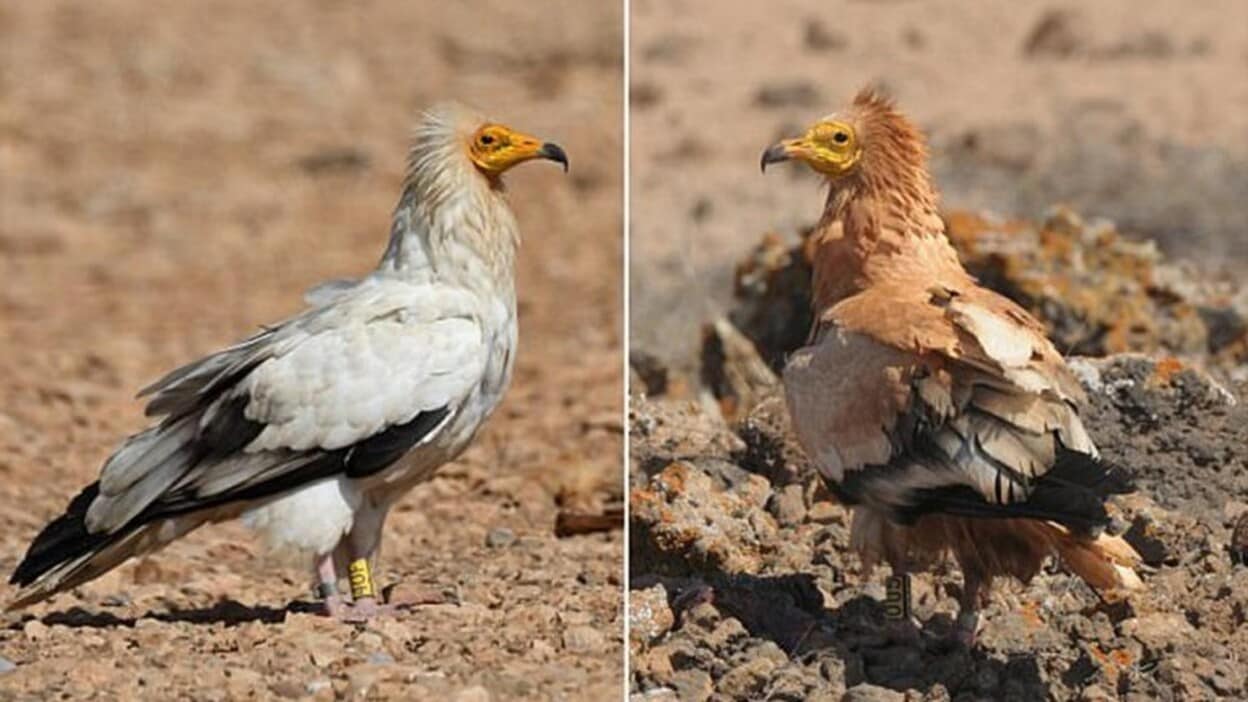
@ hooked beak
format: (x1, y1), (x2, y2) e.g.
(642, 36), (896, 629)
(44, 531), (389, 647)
(537, 142), (569, 172)
(760, 138), (804, 173)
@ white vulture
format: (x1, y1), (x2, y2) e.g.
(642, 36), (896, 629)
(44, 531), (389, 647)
(8, 104), (568, 620)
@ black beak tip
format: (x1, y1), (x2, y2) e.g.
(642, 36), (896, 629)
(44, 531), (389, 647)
(540, 142), (569, 173)
(760, 144), (787, 174)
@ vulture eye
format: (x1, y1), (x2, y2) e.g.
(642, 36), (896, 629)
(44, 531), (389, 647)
(833, 131), (849, 144)
(479, 134), (496, 146)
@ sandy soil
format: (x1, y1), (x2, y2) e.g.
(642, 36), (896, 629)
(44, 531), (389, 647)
(0, 1), (622, 700)
(630, 0), (1248, 371)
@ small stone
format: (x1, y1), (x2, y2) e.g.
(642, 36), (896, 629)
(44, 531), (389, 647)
(485, 527), (516, 548)
(718, 657), (778, 699)
(269, 680), (307, 699)
(452, 685), (492, 702)
(804, 19), (848, 52)
(808, 501), (845, 524)
(1121, 612), (1194, 649)
(562, 625), (607, 654)
(1022, 9), (1087, 58)
(633, 645), (675, 680)
(768, 483), (807, 526)
(746, 640), (790, 667)
(819, 657), (846, 684)
(1123, 513), (1170, 566)
(669, 669), (712, 702)
(682, 601), (720, 629)
(559, 609), (595, 627)
(842, 683), (905, 702)
(531, 638), (557, 659)
(629, 584), (675, 646)
(704, 616), (748, 652)
(224, 668), (266, 697)
(0, 656), (16, 674)
(346, 664), (382, 696)
(1080, 686), (1115, 702)
(354, 631), (384, 650)
(22, 620), (49, 641)
(366, 651), (395, 665)
(754, 81), (821, 109)
(1231, 512), (1248, 566)
(308, 644), (341, 668)
(631, 689), (679, 702)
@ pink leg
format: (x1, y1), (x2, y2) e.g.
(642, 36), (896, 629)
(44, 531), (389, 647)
(314, 552), (352, 618)
(312, 551), (408, 622)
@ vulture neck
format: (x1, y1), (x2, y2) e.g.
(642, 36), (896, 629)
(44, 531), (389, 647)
(378, 147), (519, 298)
(809, 161), (964, 314)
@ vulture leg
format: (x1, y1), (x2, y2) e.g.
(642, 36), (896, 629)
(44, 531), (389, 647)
(955, 571), (985, 647)
(314, 552), (353, 618)
(319, 503), (407, 621)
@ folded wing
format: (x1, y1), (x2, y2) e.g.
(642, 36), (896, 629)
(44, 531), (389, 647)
(784, 280), (1123, 534)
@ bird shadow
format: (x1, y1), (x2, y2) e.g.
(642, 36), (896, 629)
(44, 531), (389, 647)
(11, 598), (323, 630)
(659, 572), (1048, 701)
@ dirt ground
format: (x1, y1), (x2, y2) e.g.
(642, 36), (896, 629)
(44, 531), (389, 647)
(0, 1), (622, 700)
(630, 0), (1248, 373)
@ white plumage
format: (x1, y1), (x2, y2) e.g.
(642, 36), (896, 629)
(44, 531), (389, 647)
(8, 103), (568, 618)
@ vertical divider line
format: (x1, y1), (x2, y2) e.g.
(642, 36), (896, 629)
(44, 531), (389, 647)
(621, 0), (632, 695)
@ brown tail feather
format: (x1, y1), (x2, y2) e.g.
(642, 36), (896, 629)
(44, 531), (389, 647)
(1044, 521), (1143, 593)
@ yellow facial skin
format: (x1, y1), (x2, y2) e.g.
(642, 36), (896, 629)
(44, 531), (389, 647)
(467, 123), (569, 177)
(760, 120), (860, 177)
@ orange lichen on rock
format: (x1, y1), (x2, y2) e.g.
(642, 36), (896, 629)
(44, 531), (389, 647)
(630, 461), (775, 575)
(944, 206), (1211, 359)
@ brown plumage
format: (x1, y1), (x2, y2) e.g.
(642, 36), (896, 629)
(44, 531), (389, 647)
(762, 89), (1142, 644)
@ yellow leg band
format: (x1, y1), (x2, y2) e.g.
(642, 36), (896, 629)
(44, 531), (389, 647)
(348, 558), (376, 600)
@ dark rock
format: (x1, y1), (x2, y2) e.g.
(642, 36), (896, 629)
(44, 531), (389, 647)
(1122, 512), (1170, 566)
(630, 349), (670, 396)
(1022, 9), (1087, 58)
(768, 484), (807, 527)
(296, 147), (371, 175)
(1231, 513), (1248, 566)
(804, 20), (848, 52)
(755, 81), (822, 109)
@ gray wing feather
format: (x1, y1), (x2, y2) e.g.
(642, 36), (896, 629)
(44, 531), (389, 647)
(86, 282), (485, 535)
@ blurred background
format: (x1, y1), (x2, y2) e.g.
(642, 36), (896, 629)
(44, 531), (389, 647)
(0, 1), (621, 699)
(631, 0), (1248, 373)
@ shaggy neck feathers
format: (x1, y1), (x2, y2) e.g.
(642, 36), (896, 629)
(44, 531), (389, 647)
(810, 92), (962, 313)
(378, 104), (519, 293)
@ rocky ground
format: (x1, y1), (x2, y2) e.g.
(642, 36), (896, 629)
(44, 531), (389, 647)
(0, 2), (622, 700)
(629, 3), (1246, 698)
(628, 206), (1248, 700)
